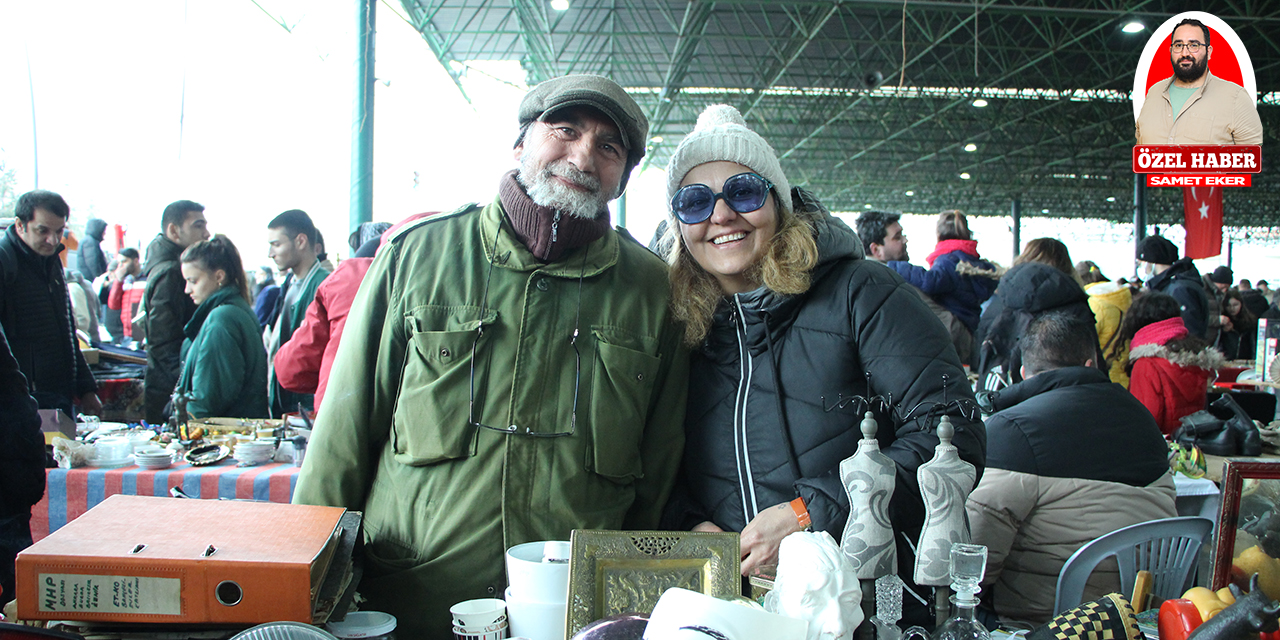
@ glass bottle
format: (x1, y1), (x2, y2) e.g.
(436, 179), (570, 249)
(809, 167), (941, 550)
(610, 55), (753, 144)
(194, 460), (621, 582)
(932, 543), (991, 640)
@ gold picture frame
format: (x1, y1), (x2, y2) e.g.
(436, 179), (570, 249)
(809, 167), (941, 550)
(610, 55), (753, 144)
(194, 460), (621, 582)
(565, 529), (741, 637)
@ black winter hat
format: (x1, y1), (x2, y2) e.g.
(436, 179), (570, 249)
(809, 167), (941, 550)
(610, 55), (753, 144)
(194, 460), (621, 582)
(1210, 266), (1234, 284)
(1136, 235), (1178, 265)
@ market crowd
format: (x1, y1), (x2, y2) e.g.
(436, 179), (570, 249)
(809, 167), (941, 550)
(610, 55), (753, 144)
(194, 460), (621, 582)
(1, 68), (1272, 635)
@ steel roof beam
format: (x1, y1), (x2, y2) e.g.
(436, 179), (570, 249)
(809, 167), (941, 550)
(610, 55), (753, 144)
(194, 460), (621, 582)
(512, 0), (558, 83)
(641, 0), (717, 169)
(738, 2), (844, 118)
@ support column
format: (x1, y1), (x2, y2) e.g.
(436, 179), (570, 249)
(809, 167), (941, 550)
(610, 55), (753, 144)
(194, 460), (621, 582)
(1010, 197), (1021, 258)
(349, 0), (376, 234)
(1133, 174), (1146, 279)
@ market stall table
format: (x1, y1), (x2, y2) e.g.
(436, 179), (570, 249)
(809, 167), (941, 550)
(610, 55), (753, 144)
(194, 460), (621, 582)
(31, 460), (300, 542)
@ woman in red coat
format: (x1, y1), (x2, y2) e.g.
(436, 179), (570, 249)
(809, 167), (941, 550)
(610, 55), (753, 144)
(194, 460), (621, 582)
(1116, 292), (1224, 434)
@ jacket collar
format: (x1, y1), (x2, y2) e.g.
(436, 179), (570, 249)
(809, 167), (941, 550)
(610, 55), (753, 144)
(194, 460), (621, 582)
(1146, 257), (1199, 290)
(992, 366), (1111, 412)
(142, 233), (184, 276)
(926, 239), (979, 267)
(184, 286), (244, 339)
(480, 195), (619, 278)
(1159, 69), (1219, 107)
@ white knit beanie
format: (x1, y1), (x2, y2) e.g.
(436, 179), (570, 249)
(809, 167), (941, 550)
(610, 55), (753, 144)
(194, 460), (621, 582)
(666, 104), (792, 218)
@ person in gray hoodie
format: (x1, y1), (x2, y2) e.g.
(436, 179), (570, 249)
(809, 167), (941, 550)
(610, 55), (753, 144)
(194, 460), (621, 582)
(77, 218), (108, 282)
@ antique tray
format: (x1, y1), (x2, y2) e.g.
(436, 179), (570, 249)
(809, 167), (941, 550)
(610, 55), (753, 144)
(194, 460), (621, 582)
(188, 417), (283, 433)
(565, 530), (740, 637)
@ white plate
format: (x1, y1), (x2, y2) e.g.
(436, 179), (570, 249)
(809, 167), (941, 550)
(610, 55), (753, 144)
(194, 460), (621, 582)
(88, 455), (134, 469)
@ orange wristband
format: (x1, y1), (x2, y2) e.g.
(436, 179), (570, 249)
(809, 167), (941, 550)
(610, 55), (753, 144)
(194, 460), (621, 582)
(790, 497), (811, 530)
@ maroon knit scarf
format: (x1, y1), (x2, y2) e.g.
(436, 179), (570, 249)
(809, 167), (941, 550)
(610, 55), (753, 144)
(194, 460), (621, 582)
(498, 170), (611, 263)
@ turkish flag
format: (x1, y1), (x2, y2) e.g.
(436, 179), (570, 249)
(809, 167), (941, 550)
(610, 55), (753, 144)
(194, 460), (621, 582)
(1183, 186), (1223, 259)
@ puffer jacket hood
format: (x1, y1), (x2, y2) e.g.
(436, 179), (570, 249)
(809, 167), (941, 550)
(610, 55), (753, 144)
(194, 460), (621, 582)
(1085, 280), (1131, 305)
(85, 218), (107, 241)
(999, 262), (1086, 312)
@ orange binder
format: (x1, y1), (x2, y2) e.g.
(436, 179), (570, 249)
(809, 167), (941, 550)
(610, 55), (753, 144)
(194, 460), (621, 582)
(15, 494), (348, 624)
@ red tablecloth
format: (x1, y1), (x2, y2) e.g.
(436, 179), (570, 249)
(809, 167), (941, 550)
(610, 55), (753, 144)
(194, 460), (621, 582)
(32, 461), (300, 542)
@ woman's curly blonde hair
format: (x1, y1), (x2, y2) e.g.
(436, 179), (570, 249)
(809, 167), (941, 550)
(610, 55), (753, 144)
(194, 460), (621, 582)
(663, 189), (819, 347)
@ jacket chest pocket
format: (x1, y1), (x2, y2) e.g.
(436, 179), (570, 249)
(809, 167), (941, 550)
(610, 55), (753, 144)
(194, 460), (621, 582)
(390, 308), (495, 466)
(587, 334), (661, 483)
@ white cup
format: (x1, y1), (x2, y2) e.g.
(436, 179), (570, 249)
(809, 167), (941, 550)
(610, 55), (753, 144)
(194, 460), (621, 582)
(505, 541), (570, 603)
(452, 624), (507, 640)
(451, 598), (507, 630)
(504, 586), (566, 640)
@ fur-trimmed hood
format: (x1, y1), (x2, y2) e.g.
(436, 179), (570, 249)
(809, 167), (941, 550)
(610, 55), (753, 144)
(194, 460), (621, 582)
(1128, 342), (1225, 371)
(956, 259), (1005, 280)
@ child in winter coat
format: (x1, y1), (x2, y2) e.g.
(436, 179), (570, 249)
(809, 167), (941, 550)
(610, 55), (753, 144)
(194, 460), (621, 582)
(1118, 292), (1224, 434)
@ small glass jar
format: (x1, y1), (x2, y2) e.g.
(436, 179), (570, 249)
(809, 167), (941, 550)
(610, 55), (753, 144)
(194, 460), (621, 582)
(326, 611), (397, 640)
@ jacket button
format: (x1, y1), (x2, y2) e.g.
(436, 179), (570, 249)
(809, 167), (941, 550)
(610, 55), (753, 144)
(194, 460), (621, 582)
(636, 373), (644, 382)
(440, 348), (451, 358)
(536, 279), (549, 291)
(486, 586), (496, 595)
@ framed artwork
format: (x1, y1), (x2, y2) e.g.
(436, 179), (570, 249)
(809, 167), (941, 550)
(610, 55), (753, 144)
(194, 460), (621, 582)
(565, 530), (741, 637)
(1211, 460), (1280, 596)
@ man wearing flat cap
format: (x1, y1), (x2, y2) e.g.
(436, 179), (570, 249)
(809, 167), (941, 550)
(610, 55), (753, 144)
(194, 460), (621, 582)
(294, 75), (689, 637)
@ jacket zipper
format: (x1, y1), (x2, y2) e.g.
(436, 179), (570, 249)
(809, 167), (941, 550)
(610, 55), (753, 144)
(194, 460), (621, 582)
(732, 294), (759, 521)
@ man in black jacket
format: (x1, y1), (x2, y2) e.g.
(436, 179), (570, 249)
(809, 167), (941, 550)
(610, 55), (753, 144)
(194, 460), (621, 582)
(142, 200), (210, 423)
(0, 190), (100, 417)
(1138, 235), (1209, 339)
(967, 313), (1175, 627)
(0, 323), (44, 608)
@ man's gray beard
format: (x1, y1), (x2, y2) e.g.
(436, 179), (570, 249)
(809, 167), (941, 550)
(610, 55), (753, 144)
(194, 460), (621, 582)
(518, 157), (613, 220)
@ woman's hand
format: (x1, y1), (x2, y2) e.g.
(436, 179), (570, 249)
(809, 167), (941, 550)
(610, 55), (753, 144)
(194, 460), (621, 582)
(693, 521), (724, 533)
(739, 502), (804, 575)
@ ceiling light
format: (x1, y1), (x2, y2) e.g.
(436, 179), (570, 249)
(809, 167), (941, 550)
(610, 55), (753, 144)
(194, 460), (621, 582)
(550, 0), (570, 10)
(1041, 209), (1050, 214)
(1122, 21), (1145, 33)
(972, 98), (989, 108)
(963, 143), (977, 152)
(864, 203), (873, 209)
(650, 136), (663, 143)
(959, 172), (971, 180)
(905, 190), (915, 197)
(1106, 196), (1117, 202)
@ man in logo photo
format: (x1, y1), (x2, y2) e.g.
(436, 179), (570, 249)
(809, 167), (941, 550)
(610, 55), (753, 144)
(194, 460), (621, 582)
(1135, 18), (1262, 145)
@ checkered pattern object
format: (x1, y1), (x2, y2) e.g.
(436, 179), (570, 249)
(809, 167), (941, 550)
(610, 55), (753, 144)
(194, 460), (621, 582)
(1029, 594), (1142, 640)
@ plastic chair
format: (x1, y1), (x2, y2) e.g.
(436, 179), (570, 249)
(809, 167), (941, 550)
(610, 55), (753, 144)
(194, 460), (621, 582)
(1053, 515), (1214, 615)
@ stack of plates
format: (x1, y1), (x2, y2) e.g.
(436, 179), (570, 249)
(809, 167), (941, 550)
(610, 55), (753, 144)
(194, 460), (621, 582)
(134, 447), (175, 470)
(233, 441), (276, 466)
(90, 436), (133, 468)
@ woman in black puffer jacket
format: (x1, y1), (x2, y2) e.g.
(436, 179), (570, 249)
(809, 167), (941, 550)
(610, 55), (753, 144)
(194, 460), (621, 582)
(659, 105), (985, 626)
(975, 240), (1103, 391)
